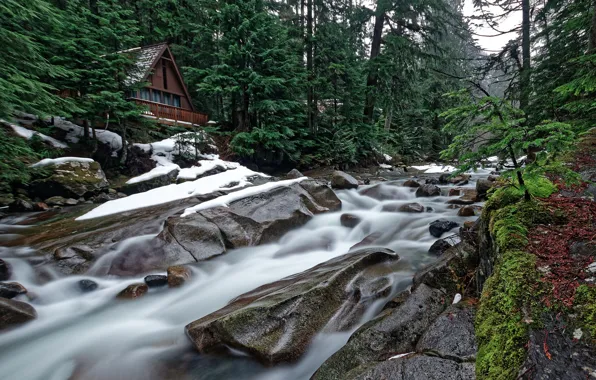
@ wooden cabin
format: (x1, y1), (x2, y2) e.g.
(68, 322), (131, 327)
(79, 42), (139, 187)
(124, 43), (208, 126)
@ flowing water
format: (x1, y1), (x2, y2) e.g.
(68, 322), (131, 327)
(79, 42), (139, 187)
(0, 173), (488, 380)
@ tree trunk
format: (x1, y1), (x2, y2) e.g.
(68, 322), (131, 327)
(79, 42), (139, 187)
(384, 106), (393, 131)
(306, 0), (314, 133)
(364, 1), (386, 123)
(119, 122), (128, 166)
(590, 0), (596, 53)
(520, 0), (531, 112)
(83, 119), (90, 141)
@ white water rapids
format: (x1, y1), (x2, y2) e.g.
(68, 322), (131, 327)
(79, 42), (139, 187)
(0, 174), (488, 380)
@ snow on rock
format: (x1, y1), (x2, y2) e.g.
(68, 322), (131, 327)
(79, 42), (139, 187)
(486, 156), (499, 163)
(379, 163), (393, 169)
(181, 177), (308, 217)
(77, 166), (269, 221)
(383, 153), (393, 162)
(125, 163), (180, 185)
(31, 157), (95, 168)
(4, 121), (68, 148)
(412, 163), (457, 174)
(178, 159), (239, 181)
(53, 117), (123, 154)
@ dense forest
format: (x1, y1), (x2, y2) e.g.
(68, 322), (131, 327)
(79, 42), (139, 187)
(1, 0), (595, 173)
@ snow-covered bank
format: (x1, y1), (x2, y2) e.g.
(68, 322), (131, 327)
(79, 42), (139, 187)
(4, 121), (68, 149)
(53, 117), (123, 155)
(30, 157), (95, 168)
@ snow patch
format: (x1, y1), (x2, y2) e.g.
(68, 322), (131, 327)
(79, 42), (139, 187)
(31, 157), (95, 168)
(5, 121), (68, 148)
(383, 153), (393, 162)
(573, 328), (583, 340)
(77, 166), (269, 221)
(452, 293), (462, 304)
(412, 163), (456, 174)
(125, 164), (180, 185)
(389, 352), (413, 360)
(178, 159), (239, 181)
(53, 117), (123, 155)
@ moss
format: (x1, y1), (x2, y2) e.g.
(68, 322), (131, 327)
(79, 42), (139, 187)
(575, 284), (596, 337)
(485, 173), (557, 212)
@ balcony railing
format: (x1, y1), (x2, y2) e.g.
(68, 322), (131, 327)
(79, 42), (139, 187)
(132, 99), (208, 126)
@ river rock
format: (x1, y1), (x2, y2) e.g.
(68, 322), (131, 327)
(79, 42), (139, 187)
(33, 202), (50, 211)
(341, 213), (361, 228)
(144, 275), (168, 287)
(429, 219), (459, 237)
(312, 284), (446, 379)
(416, 184), (441, 197)
(331, 171), (359, 189)
(349, 232), (383, 251)
(286, 169), (304, 179)
(448, 188), (461, 196)
(0, 298), (37, 330)
(9, 199), (34, 212)
(403, 180), (421, 188)
(45, 196), (67, 206)
(167, 266), (191, 287)
(0, 259), (11, 281)
(416, 305), (477, 361)
(117, 283), (148, 299)
(77, 279), (98, 292)
(458, 206), (477, 217)
(439, 174), (450, 184)
(360, 183), (409, 201)
(185, 248), (399, 365)
(53, 245), (95, 275)
(428, 239), (452, 256)
(121, 167), (180, 195)
(0, 282), (27, 299)
(426, 177), (441, 185)
(476, 179), (493, 199)
(29, 160), (109, 199)
(382, 202), (424, 213)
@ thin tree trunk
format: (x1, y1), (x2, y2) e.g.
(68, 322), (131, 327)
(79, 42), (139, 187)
(306, 0), (314, 133)
(364, 1), (386, 122)
(384, 106), (393, 131)
(590, 0), (596, 53)
(83, 119), (90, 140)
(520, 0), (531, 112)
(119, 123), (128, 166)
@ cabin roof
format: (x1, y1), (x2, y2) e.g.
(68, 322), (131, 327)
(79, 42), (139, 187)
(123, 43), (168, 87)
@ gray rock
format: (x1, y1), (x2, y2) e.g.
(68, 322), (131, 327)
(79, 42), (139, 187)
(428, 239), (452, 256)
(348, 355), (475, 380)
(45, 196), (67, 206)
(0, 298), (37, 330)
(185, 248), (399, 365)
(0, 259), (11, 281)
(65, 198), (79, 206)
(416, 305), (477, 362)
(331, 171), (359, 189)
(144, 275), (168, 287)
(0, 282), (27, 299)
(429, 219), (459, 238)
(476, 179), (493, 199)
(403, 180), (421, 188)
(360, 184), (409, 201)
(382, 202), (425, 213)
(9, 199), (34, 212)
(77, 279), (98, 292)
(121, 167), (179, 195)
(312, 284), (446, 379)
(416, 184), (441, 197)
(341, 213), (361, 228)
(29, 160), (109, 199)
(286, 169), (304, 179)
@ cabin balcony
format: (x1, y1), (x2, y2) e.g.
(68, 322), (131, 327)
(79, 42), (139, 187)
(132, 99), (209, 127)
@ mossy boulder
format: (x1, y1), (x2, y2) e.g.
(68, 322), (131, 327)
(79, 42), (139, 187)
(185, 248), (399, 365)
(28, 160), (109, 199)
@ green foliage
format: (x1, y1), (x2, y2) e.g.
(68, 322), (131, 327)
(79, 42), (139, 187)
(0, 128), (41, 193)
(575, 285), (596, 337)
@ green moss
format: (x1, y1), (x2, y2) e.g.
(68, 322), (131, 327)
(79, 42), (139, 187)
(575, 285), (596, 337)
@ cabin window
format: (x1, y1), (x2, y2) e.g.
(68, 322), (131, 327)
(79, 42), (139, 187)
(162, 62), (168, 89)
(152, 90), (161, 103)
(163, 93), (171, 106)
(127, 90), (137, 99)
(173, 95), (181, 108)
(140, 88), (150, 101)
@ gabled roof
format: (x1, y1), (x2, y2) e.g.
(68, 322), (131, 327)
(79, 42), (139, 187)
(122, 43), (195, 111)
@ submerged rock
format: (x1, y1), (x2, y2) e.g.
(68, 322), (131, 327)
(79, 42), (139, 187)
(0, 298), (37, 330)
(167, 266), (191, 287)
(77, 279), (98, 293)
(416, 184), (441, 197)
(144, 275), (168, 288)
(0, 259), (11, 281)
(331, 171), (359, 190)
(0, 282), (27, 299)
(340, 213), (361, 228)
(117, 283), (148, 299)
(429, 219), (459, 238)
(185, 248), (399, 365)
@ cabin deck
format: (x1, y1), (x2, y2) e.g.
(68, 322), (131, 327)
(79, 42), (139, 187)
(133, 99), (208, 127)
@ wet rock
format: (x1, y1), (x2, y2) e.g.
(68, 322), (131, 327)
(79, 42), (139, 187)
(331, 171), (359, 190)
(426, 177), (441, 185)
(341, 354), (475, 380)
(121, 167), (179, 196)
(9, 199), (34, 212)
(0, 282), (27, 299)
(455, 179), (469, 186)
(428, 239), (452, 256)
(457, 206), (477, 217)
(29, 160), (109, 199)
(53, 245), (95, 275)
(439, 174), (450, 184)
(286, 169), (304, 179)
(476, 179), (493, 199)
(144, 274), (168, 288)
(33, 202), (50, 211)
(0, 298), (37, 330)
(77, 279), (98, 292)
(403, 180), (421, 188)
(360, 183), (409, 201)
(159, 213), (227, 261)
(429, 219), (459, 238)
(416, 305), (477, 361)
(448, 188), (461, 197)
(447, 189), (478, 205)
(382, 202), (424, 213)
(413, 241), (478, 294)
(487, 175), (499, 182)
(45, 196), (67, 206)
(349, 233), (383, 251)
(416, 184), (441, 197)
(0, 259), (11, 281)
(185, 248), (399, 365)
(117, 283), (148, 299)
(341, 213), (361, 228)
(91, 192), (115, 204)
(65, 198), (79, 206)
(167, 265), (191, 287)
(312, 284), (446, 379)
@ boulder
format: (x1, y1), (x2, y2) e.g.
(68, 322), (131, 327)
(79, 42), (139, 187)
(331, 171), (359, 190)
(476, 179), (493, 199)
(29, 160), (109, 199)
(403, 180), (421, 188)
(448, 189), (461, 197)
(286, 169), (304, 179)
(45, 196), (67, 206)
(144, 275), (168, 288)
(0, 282), (27, 299)
(312, 284), (446, 379)
(77, 279), (98, 292)
(0, 259), (11, 281)
(185, 248), (399, 365)
(9, 199), (34, 212)
(341, 213), (361, 228)
(382, 202), (425, 213)
(167, 266), (191, 287)
(428, 239), (452, 256)
(0, 298), (37, 330)
(117, 283), (148, 299)
(53, 245), (96, 275)
(429, 220), (459, 238)
(360, 183), (409, 201)
(33, 202), (49, 211)
(438, 174), (450, 184)
(416, 184), (441, 197)
(349, 232), (383, 251)
(121, 167), (179, 196)
(457, 206), (477, 217)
